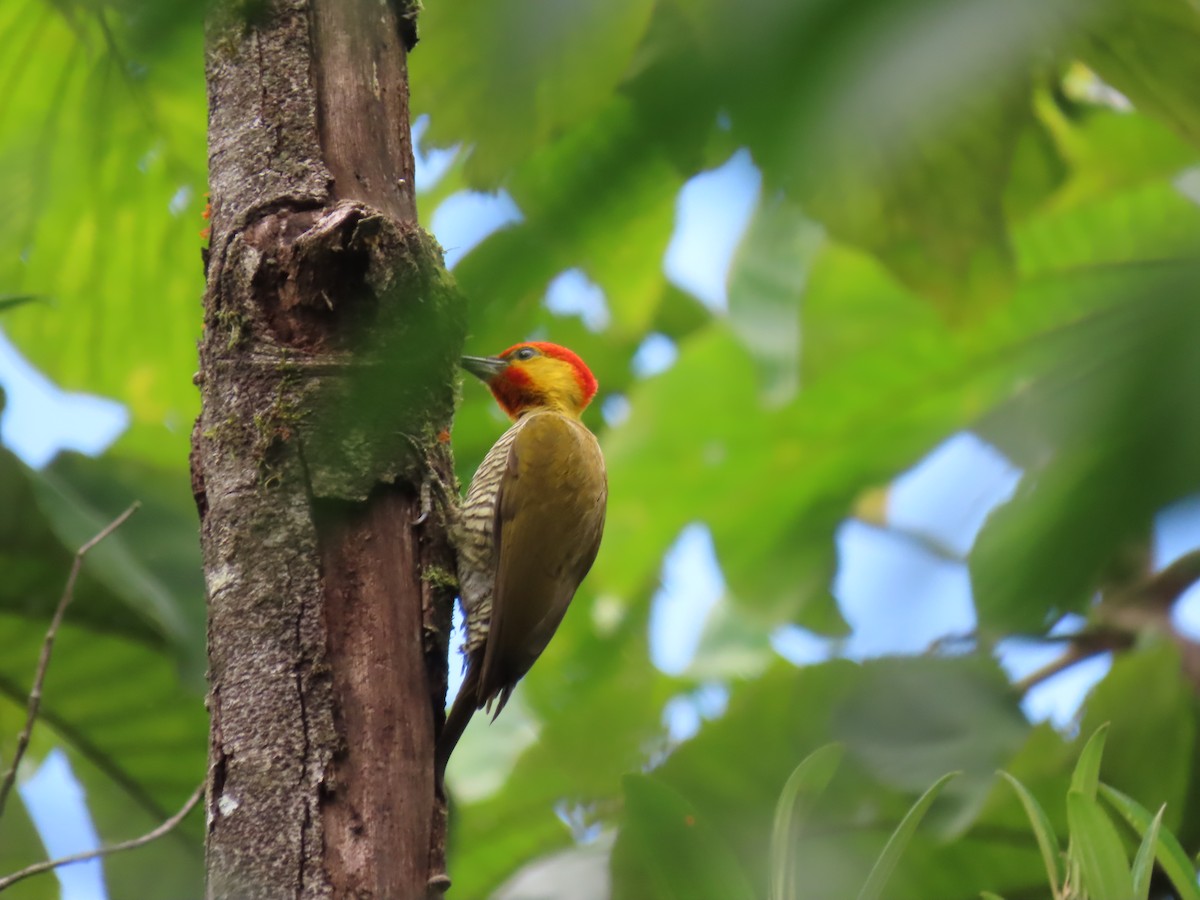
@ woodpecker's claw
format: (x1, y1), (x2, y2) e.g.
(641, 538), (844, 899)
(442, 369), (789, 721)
(397, 431), (461, 526)
(415, 479), (433, 525)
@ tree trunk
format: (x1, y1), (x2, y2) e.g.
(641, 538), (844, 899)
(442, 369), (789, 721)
(193, 2), (462, 897)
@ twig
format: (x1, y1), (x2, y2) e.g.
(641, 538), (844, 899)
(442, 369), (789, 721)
(0, 502), (140, 821)
(1013, 630), (1133, 696)
(0, 780), (203, 893)
(1013, 549), (1200, 697)
(1134, 547), (1200, 610)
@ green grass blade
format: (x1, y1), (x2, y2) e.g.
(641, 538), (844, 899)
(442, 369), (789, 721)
(1130, 804), (1164, 900)
(855, 771), (958, 900)
(998, 771), (1063, 893)
(769, 743), (844, 900)
(1070, 723), (1109, 799)
(1067, 789), (1132, 900)
(1100, 784), (1200, 900)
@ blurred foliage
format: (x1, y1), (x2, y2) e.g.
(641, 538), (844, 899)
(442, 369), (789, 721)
(999, 724), (1200, 900)
(2, 0), (1200, 897)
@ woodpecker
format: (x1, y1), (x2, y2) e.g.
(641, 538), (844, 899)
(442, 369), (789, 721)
(436, 342), (607, 784)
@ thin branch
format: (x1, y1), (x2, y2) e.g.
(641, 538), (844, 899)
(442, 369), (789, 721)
(0, 502), (140, 821)
(0, 780), (203, 893)
(1139, 547), (1200, 609)
(1013, 630), (1133, 696)
(1013, 550), (1200, 697)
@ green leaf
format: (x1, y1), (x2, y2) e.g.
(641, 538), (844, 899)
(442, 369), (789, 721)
(726, 192), (813, 406)
(1066, 789), (1133, 900)
(599, 661), (1052, 899)
(1030, 99), (1198, 211)
(801, 82), (1026, 318)
(1078, 646), (1195, 829)
(997, 771), (1064, 893)
(796, 240), (942, 388)
(0, 694), (124, 900)
(0, 618), (205, 898)
(1079, 0), (1200, 150)
(1003, 99), (1068, 221)
(1071, 724), (1109, 800)
(834, 656), (1028, 835)
(450, 99), (683, 346)
(28, 461), (196, 650)
(1129, 804), (1164, 900)
(413, 0), (657, 186)
(1100, 784), (1200, 900)
(1014, 181), (1200, 279)
(635, 663), (866, 898)
(972, 270), (1200, 632)
(0, 1), (206, 467)
(0, 446), (202, 658)
(0, 295), (41, 314)
(673, 0), (1101, 316)
(611, 775), (757, 900)
(596, 325), (846, 632)
(769, 743), (844, 900)
(0, 612), (206, 816)
(0, 773), (51, 900)
(855, 771), (959, 900)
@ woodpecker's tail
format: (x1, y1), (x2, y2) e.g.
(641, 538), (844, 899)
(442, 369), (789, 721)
(435, 663), (481, 794)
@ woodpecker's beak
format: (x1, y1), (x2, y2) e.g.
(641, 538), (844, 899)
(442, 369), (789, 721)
(461, 355), (508, 382)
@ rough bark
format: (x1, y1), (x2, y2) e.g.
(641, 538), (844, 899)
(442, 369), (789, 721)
(194, 2), (462, 897)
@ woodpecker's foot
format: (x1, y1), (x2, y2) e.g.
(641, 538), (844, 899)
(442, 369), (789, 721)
(400, 433), (460, 526)
(416, 478), (434, 525)
(417, 470), (460, 527)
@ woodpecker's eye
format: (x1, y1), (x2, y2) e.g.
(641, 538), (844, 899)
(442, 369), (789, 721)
(513, 347), (537, 361)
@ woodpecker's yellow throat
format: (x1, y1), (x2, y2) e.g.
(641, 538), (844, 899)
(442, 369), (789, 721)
(437, 342), (607, 783)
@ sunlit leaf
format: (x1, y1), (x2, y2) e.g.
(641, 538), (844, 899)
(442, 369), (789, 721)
(0, 1), (206, 467)
(1080, 0), (1200, 150)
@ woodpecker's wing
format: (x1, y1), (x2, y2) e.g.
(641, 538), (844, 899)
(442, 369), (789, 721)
(478, 411), (607, 714)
